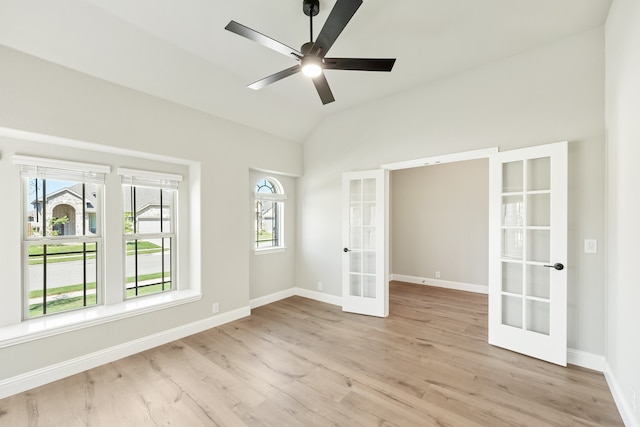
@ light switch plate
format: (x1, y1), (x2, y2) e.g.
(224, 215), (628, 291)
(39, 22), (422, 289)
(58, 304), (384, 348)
(584, 239), (598, 254)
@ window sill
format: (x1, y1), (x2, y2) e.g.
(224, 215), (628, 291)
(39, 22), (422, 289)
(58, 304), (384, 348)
(0, 290), (202, 349)
(254, 246), (287, 255)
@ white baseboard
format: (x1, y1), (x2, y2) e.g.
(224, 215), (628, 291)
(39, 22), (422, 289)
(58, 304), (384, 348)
(566, 348), (605, 372)
(295, 287), (342, 306)
(0, 306), (250, 400)
(604, 362), (639, 427)
(250, 287), (342, 309)
(391, 274), (488, 294)
(250, 288), (296, 309)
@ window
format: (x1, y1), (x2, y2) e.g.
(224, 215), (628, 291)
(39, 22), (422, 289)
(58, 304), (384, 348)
(119, 168), (181, 298)
(255, 178), (286, 249)
(4, 143), (196, 343)
(16, 155), (109, 318)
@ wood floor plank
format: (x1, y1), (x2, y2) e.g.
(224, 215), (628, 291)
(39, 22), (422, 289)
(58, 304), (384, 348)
(0, 281), (623, 426)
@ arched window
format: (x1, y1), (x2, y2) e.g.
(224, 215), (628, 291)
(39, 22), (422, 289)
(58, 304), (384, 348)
(255, 178), (285, 249)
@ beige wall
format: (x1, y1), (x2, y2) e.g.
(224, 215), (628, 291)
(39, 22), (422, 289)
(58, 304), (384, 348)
(391, 159), (489, 286)
(605, 0), (640, 424)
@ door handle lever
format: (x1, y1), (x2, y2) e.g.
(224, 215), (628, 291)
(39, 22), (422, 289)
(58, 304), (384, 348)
(544, 263), (564, 271)
(343, 247), (351, 253)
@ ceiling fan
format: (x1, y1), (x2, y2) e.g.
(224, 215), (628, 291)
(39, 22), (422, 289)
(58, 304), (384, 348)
(225, 0), (396, 105)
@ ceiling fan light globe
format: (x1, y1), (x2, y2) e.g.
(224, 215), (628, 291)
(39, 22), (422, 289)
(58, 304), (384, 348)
(301, 55), (323, 77)
(302, 63), (322, 77)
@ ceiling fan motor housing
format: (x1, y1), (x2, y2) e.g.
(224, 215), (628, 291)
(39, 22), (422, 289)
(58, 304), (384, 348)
(303, 0), (320, 17)
(301, 41), (316, 55)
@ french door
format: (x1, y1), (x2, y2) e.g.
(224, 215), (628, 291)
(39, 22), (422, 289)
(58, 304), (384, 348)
(488, 141), (568, 366)
(341, 169), (389, 317)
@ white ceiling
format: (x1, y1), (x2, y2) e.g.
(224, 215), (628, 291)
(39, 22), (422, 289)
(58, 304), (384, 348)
(0, 0), (611, 142)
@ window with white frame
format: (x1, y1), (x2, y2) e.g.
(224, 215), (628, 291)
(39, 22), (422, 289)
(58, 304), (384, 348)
(119, 168), (181, 298)
(255, 177), (285, 249)
(15, 155), (109, 318)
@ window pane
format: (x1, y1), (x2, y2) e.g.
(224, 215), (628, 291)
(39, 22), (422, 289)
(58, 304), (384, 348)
(26, 178), (99, 237)
(256, 200), (279, 248)
(27, 242), (98, 317)
(124, 186), (173, 235)
(125, 238), (172, 298)
(256, 179), (276, 194)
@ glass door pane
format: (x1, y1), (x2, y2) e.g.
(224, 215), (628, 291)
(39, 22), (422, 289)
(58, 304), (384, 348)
(500, 156), (553, 332)
(526, 300), (550, 335)
(502, 161), (523, 192)
(527, 157), (550, 191)
(348, 178), (376, 299)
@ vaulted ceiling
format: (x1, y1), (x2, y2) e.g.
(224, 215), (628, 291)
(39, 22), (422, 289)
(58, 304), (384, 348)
(0, 0), (612, 142)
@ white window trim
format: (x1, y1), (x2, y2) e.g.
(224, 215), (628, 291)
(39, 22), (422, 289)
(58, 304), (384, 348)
(118, 167), (182, 189)
(13, 154), (112, 176)
(0, 290), (202, 349)
(1, 143), (198, 347)
(254, 246), (287, 255)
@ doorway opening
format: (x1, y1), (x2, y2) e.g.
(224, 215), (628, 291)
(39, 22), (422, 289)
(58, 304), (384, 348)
(389, 158), (489, 297)
(383, 148), (496, 302)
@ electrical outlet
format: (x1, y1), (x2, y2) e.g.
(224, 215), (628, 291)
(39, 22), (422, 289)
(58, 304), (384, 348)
(212, 302), (219, 314)
(435, 271), (441, 279)
(317, 282), (323, 291)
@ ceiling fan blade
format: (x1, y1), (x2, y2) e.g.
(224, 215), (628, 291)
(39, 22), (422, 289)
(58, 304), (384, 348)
(314, 0), (362, 57)
(311, 72), (335, 105)
(225, 21), (302, 59)
(248, 65), (301, 90)
(323, 57), (396, 71)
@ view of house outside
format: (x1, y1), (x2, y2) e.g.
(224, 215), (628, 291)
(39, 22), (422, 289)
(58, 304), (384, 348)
(25, 178), (172, 317)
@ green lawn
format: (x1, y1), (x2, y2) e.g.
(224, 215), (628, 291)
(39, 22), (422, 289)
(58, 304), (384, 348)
(257, 230), (273, 240)
(126, 282), (172, 298)
(28, 243), (97, 265)
(125, 240), (165, 255)
(28, 241), (166, 265)
(29, 282), (97, 299)
(29, 294), (97, 317)
(28, 272), (171, 317)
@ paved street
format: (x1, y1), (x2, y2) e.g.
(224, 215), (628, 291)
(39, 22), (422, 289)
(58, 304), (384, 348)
(28, 252), (171, 291)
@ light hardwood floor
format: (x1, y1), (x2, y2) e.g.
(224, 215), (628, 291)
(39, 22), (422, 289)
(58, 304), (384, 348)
(0, 282), (623, 426)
